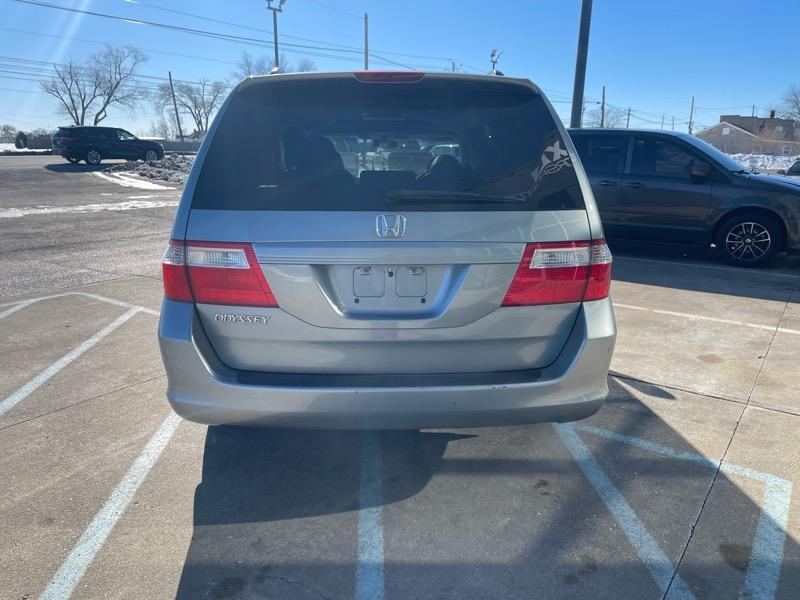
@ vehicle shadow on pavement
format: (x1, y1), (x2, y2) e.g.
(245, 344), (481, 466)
(43, 162), (112, 173)
(175, 377), (800, 599)
(611, 241), (799, 303)
(175, 427), (464, 599)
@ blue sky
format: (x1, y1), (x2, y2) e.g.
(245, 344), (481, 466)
(1, 0), (798, 135)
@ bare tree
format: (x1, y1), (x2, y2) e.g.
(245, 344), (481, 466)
(584, 106), (626, 128)
(146, 115), (176, 140)
(157, 79), (228, 136)
(1, 124), (17, 143)
(230, 51), (272, 80)
(90, 46), (147, 125)
(230, 51), (316, 81)
(40, 45), (147, 126)
(41, 60), (101, 126)
(295, 57), (317, 73)
(780, 85), (800, 120)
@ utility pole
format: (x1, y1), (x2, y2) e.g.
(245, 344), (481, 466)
(600, 85), (606, 127)
(448, 59), (460, 72)
(570, 0), (593, 128)
(168, 71), (184, 146)
(688, 96), (695, 134)
(672, 116), (675, 131)
(490, 49), (502, 74)
(266, 0), (286, 71)
(363, 12), (369, 70)
(660, 113), (665, 130)
(626, 107), (631, 128)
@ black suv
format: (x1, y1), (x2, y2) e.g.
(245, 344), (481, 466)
(52, 126), (164, 165)
(569, 128), (800, 267)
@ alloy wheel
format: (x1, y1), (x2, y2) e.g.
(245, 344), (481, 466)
(86, 149), (101, 165)
(724, 221), (771, 262)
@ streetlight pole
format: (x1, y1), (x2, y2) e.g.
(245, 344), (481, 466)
(363, 12), (369, 70)
(570, 0), (593, 128)
(266, 0), (286, 71)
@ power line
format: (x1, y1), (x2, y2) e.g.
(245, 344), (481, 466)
(0, 27), (240, 67)
(124, 0), (480, 67)
(12, 0), (469, 72)
(305, 0), (362, 19)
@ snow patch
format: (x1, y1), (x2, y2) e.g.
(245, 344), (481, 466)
(0, 142), (50, 154)
(728, 153), (799, 172)
(0, 198), (179, 218)
(103, 154), (194, 184)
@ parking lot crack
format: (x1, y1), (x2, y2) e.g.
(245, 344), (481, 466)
(661, 277), (797, 600)
(0, 374), (165, 433)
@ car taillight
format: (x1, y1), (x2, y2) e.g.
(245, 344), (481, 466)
(162, 240), (278, 307)
(58, 136), (77, 142)
(162, 240), (193, 302)
(501, 240), (612, 306)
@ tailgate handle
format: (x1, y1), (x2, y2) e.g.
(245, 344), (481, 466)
(598, 180), (617, 187)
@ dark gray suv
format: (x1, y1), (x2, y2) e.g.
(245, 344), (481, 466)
(569, 128), (800, 266)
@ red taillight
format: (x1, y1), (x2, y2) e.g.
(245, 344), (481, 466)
(58, 135), (78, 142)
(353, 71), (425, 83)
(501, 240), (612, 306)
(162, 240), (193, 302)
(161, 240), (278, 307)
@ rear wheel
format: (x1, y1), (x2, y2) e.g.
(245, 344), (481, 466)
(715, 212), (783, 267)
(144, 149), (159, 161)
(85, 148), (102, 165)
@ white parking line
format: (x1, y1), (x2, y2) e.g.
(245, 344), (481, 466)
(575, 425), (792, 600)
(0, 292), (158, 317)
(0, 308), (140, 418)
(356, 431), (385, 600)
(0, 298), (38, 319)
(614, 303), (800, 336)
(41, 412), (182, 600)
(554, 423), (696, 599)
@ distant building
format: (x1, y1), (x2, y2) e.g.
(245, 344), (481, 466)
(696, 111), (800, 155)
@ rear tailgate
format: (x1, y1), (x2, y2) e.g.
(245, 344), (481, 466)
(174, 73), (602, 375)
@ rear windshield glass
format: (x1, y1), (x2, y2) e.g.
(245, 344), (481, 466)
(192, 75), (584, 212)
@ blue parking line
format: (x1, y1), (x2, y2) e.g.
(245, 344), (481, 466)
(575, 424), (792, 600)
(554, 423), (696, 599)
(356, 431), (385, 600)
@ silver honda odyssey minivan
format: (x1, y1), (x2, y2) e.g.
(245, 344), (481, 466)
(158, 71), (616, 429)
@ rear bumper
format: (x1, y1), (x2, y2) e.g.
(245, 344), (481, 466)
(158, 298), (616, 429)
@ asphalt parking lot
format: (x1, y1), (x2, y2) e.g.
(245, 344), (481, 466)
(1, 155), (800, 599)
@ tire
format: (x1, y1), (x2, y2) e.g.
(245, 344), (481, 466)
(144, 149), (159, 162)
(715, 212), (784, 267)
(85, 148), (102, 165)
